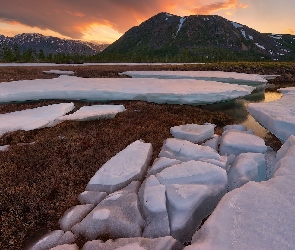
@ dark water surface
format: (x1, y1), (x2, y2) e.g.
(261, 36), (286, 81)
(202, 89), (282, 139)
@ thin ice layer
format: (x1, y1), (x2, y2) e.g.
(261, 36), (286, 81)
(0, 103), (74, 137)
(247, 94), (295, 142)
(0, 76), (254, 104)
(57, 105), (125, 121)
(86, 140), (152, 193)
(122, 71), (270, 88)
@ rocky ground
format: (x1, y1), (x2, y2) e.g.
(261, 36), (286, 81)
(0, 62), (293, 249)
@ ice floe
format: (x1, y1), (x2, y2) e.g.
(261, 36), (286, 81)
(73, 182), (145, 240)
(220, 130), (267, 156)
(0, 103), (74, 137)
(43, 70), (74, 75)
(86, 140), (152, 193)
(247, 92), (295, 142)
(0, 76), (254, 105)
(57, 105), (126, 122)
(82, 236), (183, 250)
(170, 124), (215, 143)
(138, 175), (170, 238)
(227, 153), (266, 191)
(121, 71), (271, 88)
(159, 138), (222, 162)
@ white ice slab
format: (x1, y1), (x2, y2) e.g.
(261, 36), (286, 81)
(0, 76), (254, 105)
(72, 182), (145, 240)
(147, 157), (182, 176)
(276, 135), (295, 163)
(82, 236), (183, 250)
(159, 138), (223, 163)
(247, 93), (295, 142)
(86, 140), (152, 193)
(122, 71), (270, 88)
(57, 105), (126, 122)
(219, 130), (267, 156)
(202, 135), (220, 152)
(0, 145), (9, 151)
(43, 70), (74, 75)
(156, 161), (227, 186)
(50, 244), (79, 250)
(59, 204), (95, 231)
(78, 191), (107, 205)
(0, 103), (74, 137)
(227, 153), (266, 191)
(139, 175), (170, 238)
(170, 124), (215, 143)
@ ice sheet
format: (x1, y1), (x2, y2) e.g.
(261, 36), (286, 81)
(57, 105), (126, 121)
(121, 71), (271, 88)
(247, 94), (295, 142)
(0, 103), (74, 137)
(0, 76), (254, 105)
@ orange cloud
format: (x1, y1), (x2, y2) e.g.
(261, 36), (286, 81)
(0, 0), (248, 39)
(192, 0), (248, 14)
(286, 28), (295, 34)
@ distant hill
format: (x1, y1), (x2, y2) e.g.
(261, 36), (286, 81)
(102, 12), (295, 62)
(0, 33), (109, 57)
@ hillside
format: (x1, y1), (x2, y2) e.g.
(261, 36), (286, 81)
(0, 33), (109, 61)
(103, 12), (295, 62)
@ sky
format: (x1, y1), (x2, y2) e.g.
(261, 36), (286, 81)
(0, 0), (294, 44)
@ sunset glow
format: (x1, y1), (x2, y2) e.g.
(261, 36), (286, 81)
(0, 0), (294, 43)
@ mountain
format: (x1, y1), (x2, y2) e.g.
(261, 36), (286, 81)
(103, 12), (295, 62)
(0, 33), (109, 56)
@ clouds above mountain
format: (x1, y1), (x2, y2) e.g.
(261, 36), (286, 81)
(0, 0), (248, 39)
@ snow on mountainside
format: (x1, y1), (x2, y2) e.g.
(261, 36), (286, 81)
(0, 33), (109, 56)
(104, 12), (295, 61)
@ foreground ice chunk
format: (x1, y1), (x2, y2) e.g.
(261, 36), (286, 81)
(0, 145), (9, 151)
(0, 103), (74, 137)
(156, 161), (227, 187)
(78, 191), (107, 205)
(82, 236), (184, 250)
(59, 204), (95, 231)
(274, 146), (295, 177)
(57, 105), (125, 122)
(72, 182), (145, 240)
(50, 244), (78, 250)
(166, 183), (227, 243)
(220, 130), (267, 156)
(159, 138), (222, 162)
(0, 76), (254, 105)
(187, 176), (295, 250)
(122, 71), (268, 88)
(247, 94), (295, 142)
(138, 176), (170, 238)
(275, 135), (295, 163)
(170, 124), (215, 143)
(86, 140), (152, 193)
(201, 135), (220, 151)
(29, 230), (75, 250)
(227, 153), (266, 191)
(147, 157), (182, 176)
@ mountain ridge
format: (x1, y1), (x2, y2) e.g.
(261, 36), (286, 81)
(102, 12), (295, 62)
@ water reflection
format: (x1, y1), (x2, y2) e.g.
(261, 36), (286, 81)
(202, 90), (282, 138)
